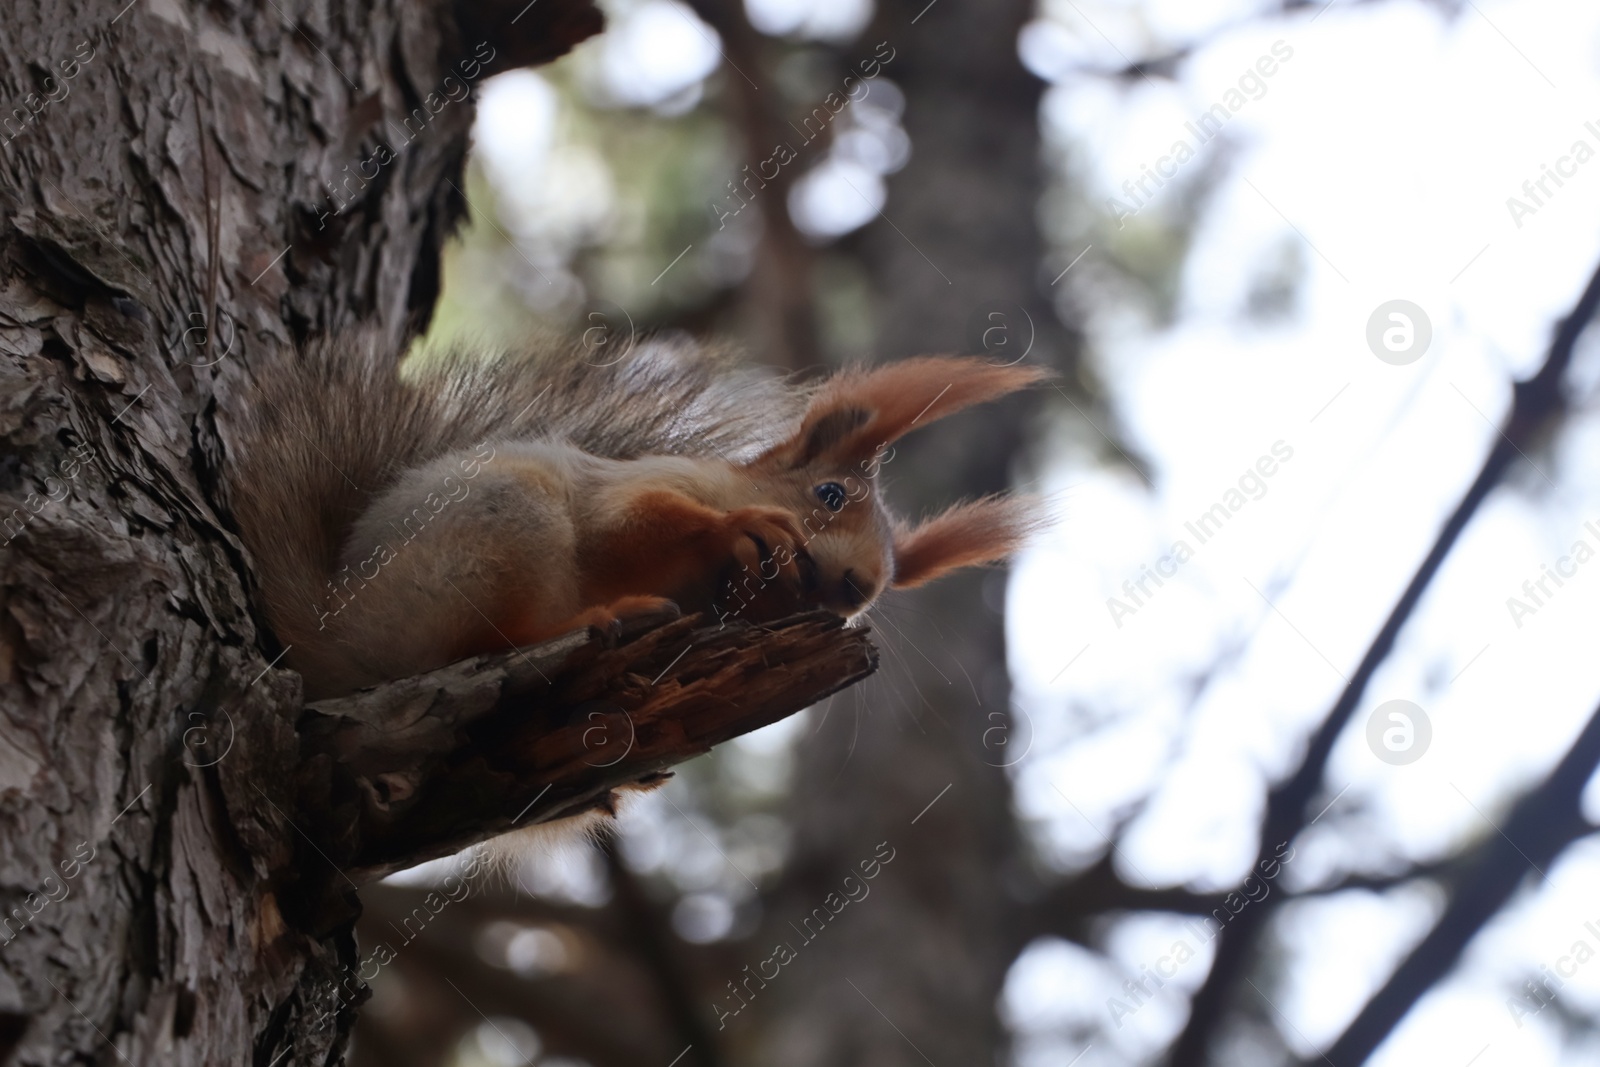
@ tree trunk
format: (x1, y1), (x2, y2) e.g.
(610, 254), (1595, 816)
(751, 2), (1073, 1063)
(0, 2), (600, 1063)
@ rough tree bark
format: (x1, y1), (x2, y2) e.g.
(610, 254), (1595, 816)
(0, 3), (873, 1065)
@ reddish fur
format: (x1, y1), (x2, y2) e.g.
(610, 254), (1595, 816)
(763, 357), (1051, 469)
(456, 359), (1053, 658)
(480, 490), (812, 648)
(577, 491), (737, 607)
(491, 361), (1050, 643)
(891, 496), (1047, 589)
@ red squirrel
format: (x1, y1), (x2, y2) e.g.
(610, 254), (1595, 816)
(229, 332), (1047, 699)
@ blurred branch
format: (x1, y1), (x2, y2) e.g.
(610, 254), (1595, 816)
(1020, 856), (1221, 939)
(601, 841), (729, 1067)
(281, 611), (877, 931)
(1023, 854), (1459, 948)
(681, 0), (823, 373)
(369, 899), (664, 1067)
(450, 0), (603, 69)
(1290, 860), (1458, 899)
(364, 883), (630, 953)
(1167, 253), (1600, 1066)
(369, 878), (764, 978)
(1311, 703), (1600, 1066)
(364, 870), (756, 1066)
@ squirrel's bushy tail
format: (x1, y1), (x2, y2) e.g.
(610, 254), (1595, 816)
(225, 331), (796, 691)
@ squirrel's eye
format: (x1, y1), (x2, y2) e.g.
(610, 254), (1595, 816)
(814, 482), (847, 512)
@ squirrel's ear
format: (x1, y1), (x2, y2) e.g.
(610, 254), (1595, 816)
(890, 495), (1046, 589)
(757, 357), (1050, 469)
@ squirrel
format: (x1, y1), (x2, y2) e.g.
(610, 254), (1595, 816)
(228, 332), (1048, 701)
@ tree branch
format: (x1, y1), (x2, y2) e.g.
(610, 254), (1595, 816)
(281, 610), (877, 930)
(600, 841), (729, 1067)
(1023, 854), (1461, 954)
(1167, 253), (1600, 1065)
(680, 0), (824, 374)
(1312, 700), (1600, 1065)
(451, 0), (604, 71)
(371, 913), (661, 1067)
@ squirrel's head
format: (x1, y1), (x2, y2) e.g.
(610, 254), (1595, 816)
(745, 356), (1051, 618)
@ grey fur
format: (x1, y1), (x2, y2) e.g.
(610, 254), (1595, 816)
(229, 331), (801, 693)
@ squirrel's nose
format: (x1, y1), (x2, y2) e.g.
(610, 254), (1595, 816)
(837, 569), (869, 610)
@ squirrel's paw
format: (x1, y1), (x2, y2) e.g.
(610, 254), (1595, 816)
(558, 595), (681, 644)
(720, 506), (816, 620)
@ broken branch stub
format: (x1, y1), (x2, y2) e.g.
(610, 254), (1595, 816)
(289, 610), (876, 916)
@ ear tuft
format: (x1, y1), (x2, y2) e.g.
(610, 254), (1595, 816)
(890, 495), (1049, 589)
(756, 357), (1052, 469)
